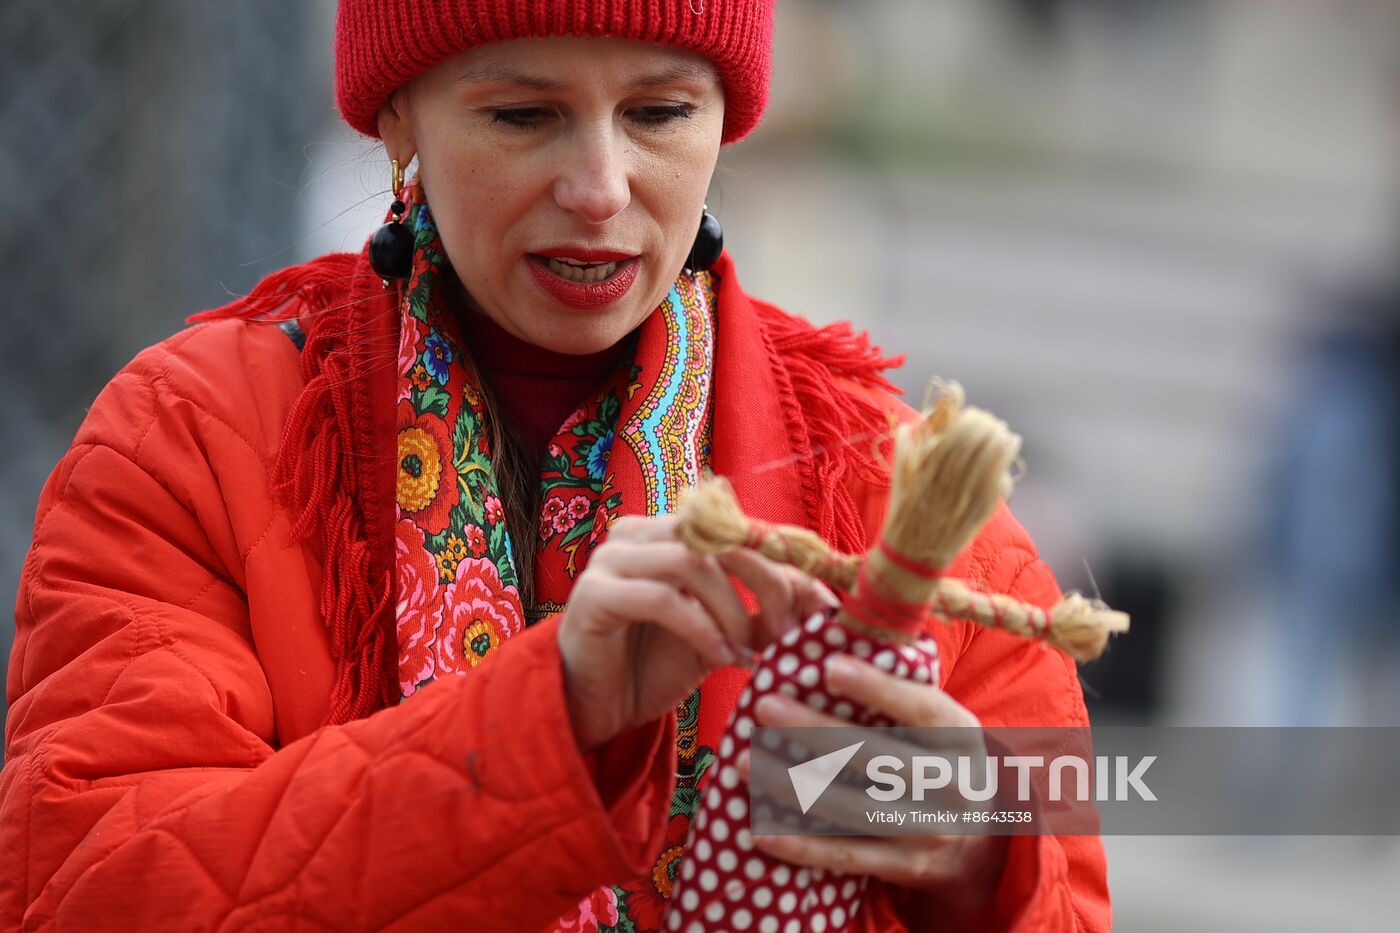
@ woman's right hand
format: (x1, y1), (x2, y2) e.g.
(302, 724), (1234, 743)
(557, 514), (840, 753)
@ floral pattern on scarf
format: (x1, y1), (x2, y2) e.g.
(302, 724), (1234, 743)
(393, 202), (526, 695)
(392, 192), (722, 932)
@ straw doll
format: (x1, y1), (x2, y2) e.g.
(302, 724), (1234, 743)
(664, 384), (1128, 932)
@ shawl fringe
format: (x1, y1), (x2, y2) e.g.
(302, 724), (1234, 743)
(189, 253), (365, 325)
(188, 252), (396, 725)
(753, 300), (905, 554)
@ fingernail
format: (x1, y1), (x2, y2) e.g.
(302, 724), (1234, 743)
(717, 641), (739, 666)
(815, 584), (841, 609)
(754, 694), (788, 722)
(826, 654), (859, 687)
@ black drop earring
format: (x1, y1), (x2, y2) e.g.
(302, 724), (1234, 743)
(370, 158), (413, 283)
(686, 206), (723, 273)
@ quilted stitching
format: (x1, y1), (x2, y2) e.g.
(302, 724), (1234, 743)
(4, 301), (1109, 931)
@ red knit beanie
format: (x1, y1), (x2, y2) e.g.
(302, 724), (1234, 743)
(335, 0), (775, 144)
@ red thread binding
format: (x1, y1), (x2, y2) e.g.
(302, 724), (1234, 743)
(840, 556), (930, 635)
(875, 538), (945, 581)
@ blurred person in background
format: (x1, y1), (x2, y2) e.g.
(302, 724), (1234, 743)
(1263, 249), (1400, 727)
(1260, 62), (1400, 729)
(2, 2), (1109, 929)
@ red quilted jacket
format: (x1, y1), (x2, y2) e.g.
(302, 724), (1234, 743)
(3, 254), (1110, 931)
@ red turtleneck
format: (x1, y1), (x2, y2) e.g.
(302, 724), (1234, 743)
(459, 308), (628, 457)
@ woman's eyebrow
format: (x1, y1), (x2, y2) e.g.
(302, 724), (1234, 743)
(454, 62), (562, 91)
(628, 61), (718, 88)
(454, 60), (717, 91)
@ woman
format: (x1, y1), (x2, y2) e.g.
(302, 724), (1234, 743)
(1, 2), (1109, 930)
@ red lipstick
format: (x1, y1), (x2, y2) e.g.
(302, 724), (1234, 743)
(526, 253), (639, 309)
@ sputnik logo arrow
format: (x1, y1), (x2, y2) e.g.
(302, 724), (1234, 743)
(787, 741), (865, 814)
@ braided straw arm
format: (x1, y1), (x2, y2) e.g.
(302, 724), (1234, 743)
(674, 479), (860, 591)
(673, 481), (1129, 660)
(929, 579), (1128, 662)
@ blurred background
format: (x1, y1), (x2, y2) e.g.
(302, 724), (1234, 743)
(4, 0), (1399, 928)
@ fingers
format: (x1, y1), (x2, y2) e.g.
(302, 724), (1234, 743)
(605, 514), (678, 542)
(714, 548), (791, 642)
(732, 749), (1004, 892)
(741, 832), (970, 891)
(825, 655), (979, 729)
(717, 547), (842, 647)
(748, 693), (957, 788)
(797, 577), (843, 620)
(578, 576), (737, 668)
(591, 514), (846, 661)
(612, 514), (842, 637)
(716, 549), (798, 646)
(594, 539), (752, 654)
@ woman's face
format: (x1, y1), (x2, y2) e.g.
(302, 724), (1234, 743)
(379, 37), (725, 355)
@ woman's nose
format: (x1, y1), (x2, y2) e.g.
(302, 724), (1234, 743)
(552, 125), (631, 225)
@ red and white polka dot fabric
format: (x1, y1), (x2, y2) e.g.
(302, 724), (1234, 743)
(664, 609), (940, 932)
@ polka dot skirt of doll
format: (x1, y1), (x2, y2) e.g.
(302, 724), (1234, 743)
(663, 609), (941, 932)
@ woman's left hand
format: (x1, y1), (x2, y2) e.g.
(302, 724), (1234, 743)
(735, 653), (1009, 921)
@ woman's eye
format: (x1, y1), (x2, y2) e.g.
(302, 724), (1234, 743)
(490, 104), (693, 129)
(490, 107), (550, 128)
(630, 105), (693, 126)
